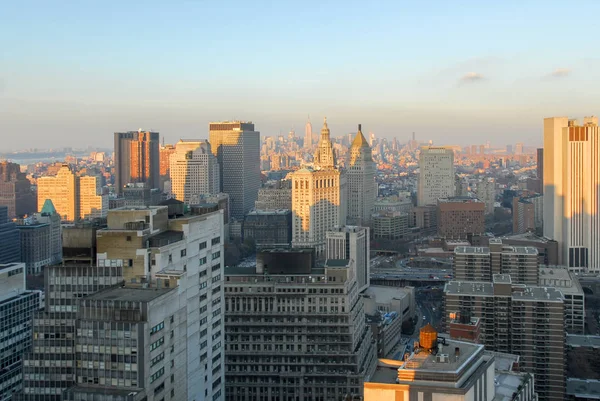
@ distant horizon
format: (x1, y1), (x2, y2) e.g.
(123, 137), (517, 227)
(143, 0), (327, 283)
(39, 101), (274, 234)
(2, 1), (599, 149)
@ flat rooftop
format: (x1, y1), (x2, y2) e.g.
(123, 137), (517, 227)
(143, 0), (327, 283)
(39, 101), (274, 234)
(87, 287), (174, 303)
(445, 281), (494, 296)
(362, 285), (411, 304)
(567, 334), (600, 348)
(511, 286), (563, 302)
(566, 378), (600, 399)
(324, 259), (350, 268)
(247, 209), (290, 215)
(488, 352), (519, 371)
(0, 263), (24, 272)
(224, 266), (326, 276)
(370, 339), (484, 385)
(539, 267), (583, 295)
(455, 246), (490, 255)
(493, 372), (532, 401)
(493, 274), (512, 284)
(501, 232), (555, 244)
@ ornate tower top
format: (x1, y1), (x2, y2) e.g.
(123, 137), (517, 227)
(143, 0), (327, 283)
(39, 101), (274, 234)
(349, 124), (373, 165)
(313, 117), (336, 169)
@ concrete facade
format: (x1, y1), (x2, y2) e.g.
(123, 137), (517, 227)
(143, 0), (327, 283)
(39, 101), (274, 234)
(417, 146), (455, 207)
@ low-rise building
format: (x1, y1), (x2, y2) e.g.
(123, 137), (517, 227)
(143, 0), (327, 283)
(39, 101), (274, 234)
(243, 209), (291, 246)
(372, 211), (409, 240)
(437, 197), (485, 239)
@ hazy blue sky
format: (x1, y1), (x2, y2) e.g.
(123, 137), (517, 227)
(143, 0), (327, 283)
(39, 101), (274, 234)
(1, 0), (599, 150)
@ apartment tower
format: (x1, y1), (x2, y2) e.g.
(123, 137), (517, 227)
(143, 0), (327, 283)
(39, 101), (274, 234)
(543, 116), (600, 270)
(114, 130), (160, 194)
(417, 146), (455, 206)
(347, 125), (377, 226)
(170, 139), (220, 205)
(326, 225), (370, 292)
(209, 121), (260, 220)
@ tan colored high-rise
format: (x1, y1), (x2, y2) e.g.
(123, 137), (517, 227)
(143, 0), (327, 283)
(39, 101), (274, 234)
(418, 146), (455, 206)
(347, 124), (377, 226)
(37, 165), (107, 222)
(79, 176), (108, 219)
(543, 116), (600, 270)
(291, 118), (347, 256)
(37, 164), (79, 221)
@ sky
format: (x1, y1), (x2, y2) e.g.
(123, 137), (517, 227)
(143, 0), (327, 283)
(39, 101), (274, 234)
(1, 0), (600, 150)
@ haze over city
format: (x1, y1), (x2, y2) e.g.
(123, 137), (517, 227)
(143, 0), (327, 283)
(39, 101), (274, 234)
(2, 0), (600, 150)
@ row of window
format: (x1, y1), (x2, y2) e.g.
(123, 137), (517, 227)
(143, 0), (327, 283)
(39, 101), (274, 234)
(150, 337), (164, 351)
(150, 321), (164, 335)
(150, 367), (165, 383)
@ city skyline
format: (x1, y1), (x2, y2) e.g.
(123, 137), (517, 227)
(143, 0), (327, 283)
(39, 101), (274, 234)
(2, 1), (600, 149)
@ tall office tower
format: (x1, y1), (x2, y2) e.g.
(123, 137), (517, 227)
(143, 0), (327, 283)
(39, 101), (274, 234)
(67, 287), (187, 401)
(437, 197), (485, 239)
(114, 130), (160, 194)
(78, 175), (108, 219)
(291, 118), (347, 256)
(37, 164), (79, 221)
(417, 146), (455, 206)
(543, 116), (600, 270)
(170, 139), (220, 204)
(159, 143), (176, 191)
(369, 132), (375, 147)
(444, 275), (566, 401)
(506, 144), (513, 154)
(536, 148), (543, 193)
(515, 142), (524, 155)
(14, 263), (124, 401)
(0, 205), (21, 263)
(0, 161), (36, 218)
(326, 225), (370, 292)
(453, 239), (539, 285)
(0, 263), (39, 400)
(304, 116), (313, 147)
(476, 178), (495, 215)
(224, 249), (377, 401)
(347, 125), (377, 226)
(209, 121), (260, 220)
(97, 205), (225, 400)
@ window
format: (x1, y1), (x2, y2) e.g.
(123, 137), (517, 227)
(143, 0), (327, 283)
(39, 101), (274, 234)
(151, 321), (165, 335)
(181, 249), (187, 257)
(150, 352), (165, 367)
(199, 241), (207, 250)
(168, 254), (172, 263)
(212, 251), (220, 260)
(154, 382), (165, 395)
(212, 237), (220, 246)
(150, 337), (164, 351)
(199, 257), (207, 266)
(126, 236), (132, 242)
(212, 275), (221, 283)
(150, 367), (165, 383)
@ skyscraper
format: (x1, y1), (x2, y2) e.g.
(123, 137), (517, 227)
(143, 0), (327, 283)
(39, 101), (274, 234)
(37, 164), (79, 221)
(114, 130), (160, 194)
(291, 118), (347, 255)
(170, 139), (220, 204)
(536, 148), (543, 194)
(0, 161), (36, 218)
(304, 116), (313, 147)
(347, 124), (377, 226)
(543, 116), (600, 270)
(417, 146), (455, 206)
(209, 121), (260, 220)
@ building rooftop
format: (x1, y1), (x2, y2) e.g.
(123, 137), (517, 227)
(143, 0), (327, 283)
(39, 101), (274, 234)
(439, 196), (483, 203)
(362, 285), (412, 304)
(566, 378), (600, 399)
(87, 286), (174, 303)
(370, 339), (485, 384)
(488, 352), (520, 371)
(247, 209), (291, 215)
(455, 246), (490, 255)
(539, 267), (583, 295)
(147, 230), (184, 247)
(445, 281), (495, 296)
(511, 286), (563, 302)
(494, 372), (533, 401)
(567, 334), (600, 348)
(324, 259), (350, 268)
(500, 232), (556, 244)
(0, 263), (24, 272)
(493, 274), (512, 284)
